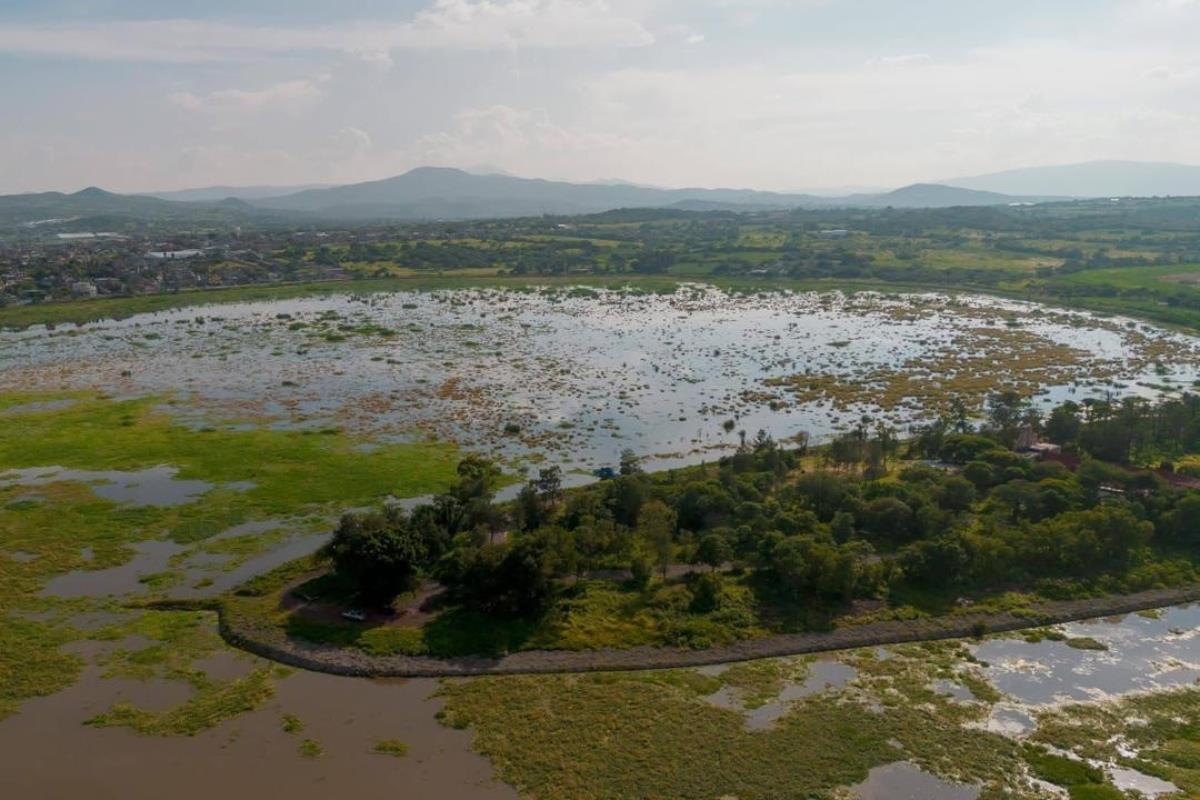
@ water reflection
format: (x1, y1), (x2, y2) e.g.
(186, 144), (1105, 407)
(973, 604), (1200, 705)
(703, 659), (857, 731)
(0, 465), (222, 507)
(5, 287), (1197, 478)
(851, 762), (979, 800)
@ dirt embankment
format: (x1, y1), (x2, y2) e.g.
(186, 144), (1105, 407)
(216, 584), (1200, 678)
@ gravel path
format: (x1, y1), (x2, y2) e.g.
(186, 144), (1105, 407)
(216, 584), (1200, 678)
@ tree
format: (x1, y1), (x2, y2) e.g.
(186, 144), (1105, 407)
(675, 482), (734, 530)
(619, 448), (643, 476)
(986, 390), (1031, 447)
(573, 515), (619, 575)
(791, 472), (850, 521)
(437, 536), (557, 617)
(632, 248), (676, 274)
(1045, 402), (1083, 446)
(937, 476), (977, 513)
(639, 500), (676, 578)
(514, 483), (545, 532)
(535, 465), (563, 502)
(770, 537), (811, 599)
(1025, 506), (1152, 574)
(899, 536), (970, 587)
(962, 461), (995, 491)
(697, 531), (732, 571)
(322, 511), (428, 606)
(859, 497), (915, 544)
(990, 480), (1040, 523)
(453, 455), (502, 503)
(830, 511), (857, 542)
(607, 474), (647, 527)
(629, 551), (654, 589)
(1166, 495), (1200, 547)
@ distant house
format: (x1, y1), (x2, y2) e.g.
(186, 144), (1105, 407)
(70, 281), (98, 297)
(147, 249), (205, 260)
(1015, 425), (1061, 457)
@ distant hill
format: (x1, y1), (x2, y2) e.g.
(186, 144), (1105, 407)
(944, 160), (1200, 198)
(143, 184), (329, 202)
(0, 186), (277, 230)
(250, 167), (831, 219)
(0, 168), (1075, 231)
(845, 183), (1055, 208)
(250, 167), (1056, 220)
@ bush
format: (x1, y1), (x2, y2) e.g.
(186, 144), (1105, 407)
(689, 572), (724, 613)
(629, 552), (653, 589)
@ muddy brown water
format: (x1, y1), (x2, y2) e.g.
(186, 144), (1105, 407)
(0, 661), (516, 800)
(0, 466), (222, 507)
(851, 762), (980, 800)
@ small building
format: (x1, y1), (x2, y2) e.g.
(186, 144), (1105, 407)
(1015, 425), (1062, 457)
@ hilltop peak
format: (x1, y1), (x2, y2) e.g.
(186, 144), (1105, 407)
(72, 186), (115, 199)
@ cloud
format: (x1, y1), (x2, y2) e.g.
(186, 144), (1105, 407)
(403, 0), (654, 49)
(327, 127), (374, 160)
(168, 77), (329, 115)
(866, 53), (933, 68)
(0, 1), (653, 63)
(571, 37), (1200, 188)
(413, 104), (635, 173)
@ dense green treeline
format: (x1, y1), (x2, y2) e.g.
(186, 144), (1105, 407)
(315, 391), (1200, 653)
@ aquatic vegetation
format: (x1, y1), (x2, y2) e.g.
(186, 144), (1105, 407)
(298, 738), (324, 758)
(763, 319), (1183, 417)
(84, 665), (281, 736)
(0, 390), (459, 719)
(373, 739), (409, 758)
(436, 645), (1032, 800)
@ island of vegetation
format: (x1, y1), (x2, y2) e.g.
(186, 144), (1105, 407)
(216, 389), (1200, 673)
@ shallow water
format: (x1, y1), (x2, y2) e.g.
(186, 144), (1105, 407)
(1108, 765), (1178, 798)
(0, 661), (517, 800)
(41, 539), (186, 598)
(703, 658), (858, 730)
(850, 761), (979, 800)
(4, 286), (1197, 476)
(931, 678), (974, 702)
(0, 465), (220, 507)
(979, 705), (1037, 736)
(973, 604), (1200, 705)
(179, 530), (330, 598)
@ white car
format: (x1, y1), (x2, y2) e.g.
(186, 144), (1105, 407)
(341, 609), (367, 622)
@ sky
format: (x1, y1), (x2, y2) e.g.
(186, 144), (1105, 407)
(1, 0), (1199, 194)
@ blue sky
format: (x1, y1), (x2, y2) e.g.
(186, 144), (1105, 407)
(1, 1), (1198, 193)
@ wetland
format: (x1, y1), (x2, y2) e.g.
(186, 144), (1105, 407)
(5, 283), (1200, 799)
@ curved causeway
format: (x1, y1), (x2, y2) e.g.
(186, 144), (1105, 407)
(216, 584), (1200, 678)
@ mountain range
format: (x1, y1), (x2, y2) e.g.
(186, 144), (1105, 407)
(2, 160), (1198, 230)
(248, 168), (1033, 219)
(944, 160), (1200, 198)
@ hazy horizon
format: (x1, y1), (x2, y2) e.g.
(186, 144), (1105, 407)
(3, 1), (1200, 195)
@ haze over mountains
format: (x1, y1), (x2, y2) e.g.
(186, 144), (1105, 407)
(147, 184), (330, 203)
(3, 160), (1200, 230)
(944, 161), (1200, 198)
